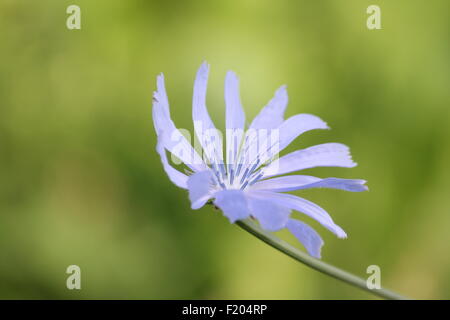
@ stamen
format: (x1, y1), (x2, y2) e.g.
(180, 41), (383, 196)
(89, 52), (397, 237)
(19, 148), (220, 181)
(240, 180), (249, 190)
(219, 163), (226, 178)
(248, 173), (263, 186)
(240, 168), (250, 184)
(248, 159), (260, 176)
(236, 163), (243, 176)
(230, 168), (235, 185)
(219, 181), (227, 189)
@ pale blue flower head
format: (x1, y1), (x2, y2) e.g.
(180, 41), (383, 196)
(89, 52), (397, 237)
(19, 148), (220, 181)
(152, 62), (367, 258)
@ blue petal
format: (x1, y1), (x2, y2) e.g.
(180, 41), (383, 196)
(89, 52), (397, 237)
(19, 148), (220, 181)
(155, 139), (188, 189)
(247, 114), (329, 167)
(252, 175), (368, 192)
(225, 71), (246, 130)
(249, 85), (288, 130)
(187, 170), (214, 209)
(152, 73), (206, 172)
(249, 191), (347, 238)
(263, 143), (357, 178)
(225, 71), (246, 167)
(247, 191), (291, 231)
(277, 114), (329, 152)
(214, 190), (250, 223)
(192, 62), (223, 164)
(286, 219), (324, 258)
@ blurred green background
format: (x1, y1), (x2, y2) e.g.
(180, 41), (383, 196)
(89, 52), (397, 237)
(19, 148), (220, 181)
(1, 0), (449, 299)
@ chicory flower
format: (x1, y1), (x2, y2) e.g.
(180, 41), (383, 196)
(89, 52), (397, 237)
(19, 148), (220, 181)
(152, 62), (367, 258)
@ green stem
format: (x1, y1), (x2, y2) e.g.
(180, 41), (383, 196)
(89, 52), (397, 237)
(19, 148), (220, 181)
(236, 219), (408, 300)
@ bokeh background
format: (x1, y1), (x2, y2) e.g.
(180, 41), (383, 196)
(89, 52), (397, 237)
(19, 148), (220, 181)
(1, 0), (449, 299)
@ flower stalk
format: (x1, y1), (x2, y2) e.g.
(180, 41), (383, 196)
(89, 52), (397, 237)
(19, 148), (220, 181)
(236, 219), (408, 300)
